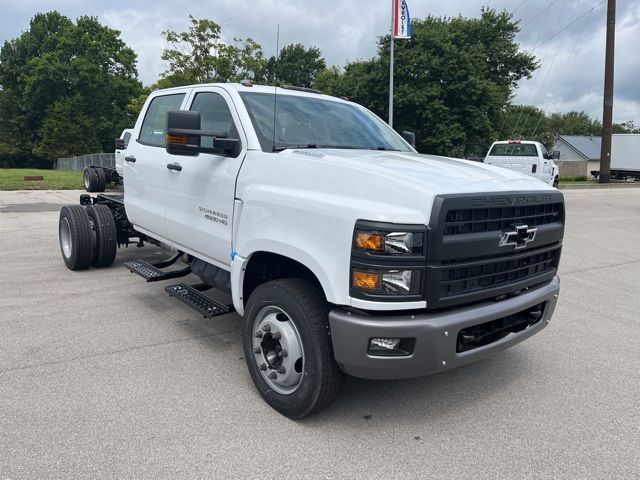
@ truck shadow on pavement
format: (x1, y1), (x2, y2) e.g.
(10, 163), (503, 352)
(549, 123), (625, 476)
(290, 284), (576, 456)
(122, 247), (528, 426)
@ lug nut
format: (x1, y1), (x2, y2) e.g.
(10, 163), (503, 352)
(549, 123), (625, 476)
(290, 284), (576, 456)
(268, 372), (278, 379)
(272, 332), (281, 340)
(253, 347), (261, 354)
(262, 324), (271, 332)
(277, 366), (286, 374)
(255, 331), (263, 338)
(259, 363), (268, 371)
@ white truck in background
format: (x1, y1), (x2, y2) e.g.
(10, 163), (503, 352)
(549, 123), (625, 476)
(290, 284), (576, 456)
(82, 128), (133, 192)
(58, 83), (565, 418)
(485, 140), (560, 188)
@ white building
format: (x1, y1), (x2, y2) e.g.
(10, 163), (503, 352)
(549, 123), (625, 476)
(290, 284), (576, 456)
(553, 134), (640, 178)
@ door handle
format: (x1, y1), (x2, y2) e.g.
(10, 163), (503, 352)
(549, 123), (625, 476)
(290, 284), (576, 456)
(125, 156), (136, 163)
(167, 163), (182, 172)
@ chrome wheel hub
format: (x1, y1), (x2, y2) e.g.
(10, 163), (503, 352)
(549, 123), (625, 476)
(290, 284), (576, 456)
(60, 217), (72, 258)
(252, 306), (304, 395)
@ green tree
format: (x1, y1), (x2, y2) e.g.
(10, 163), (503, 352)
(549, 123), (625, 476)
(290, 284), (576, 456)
(316, 8), (537, 156)
(612, 120), (640, 134)
(264, 44), (326, 88)
(548, 111), (601, 137)
(0, 11), (142, 166)
(498, 105), (554, 149)
(33, 95), (102, 161)
(160, 15), (266, 86)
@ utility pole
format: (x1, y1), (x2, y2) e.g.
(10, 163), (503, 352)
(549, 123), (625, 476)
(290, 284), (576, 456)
(599, 0), (616, 183)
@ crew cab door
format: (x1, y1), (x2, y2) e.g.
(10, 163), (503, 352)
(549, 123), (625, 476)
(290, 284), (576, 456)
(124, 92), (188, 239)
(164, 87), (246, 267)
(538, 144), (554, 184)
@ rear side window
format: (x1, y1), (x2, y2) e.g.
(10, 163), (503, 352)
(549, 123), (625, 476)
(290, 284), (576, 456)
(189, 92), (239, 152)
(139, 94), (185, 146)
(489, 144), (538, 156)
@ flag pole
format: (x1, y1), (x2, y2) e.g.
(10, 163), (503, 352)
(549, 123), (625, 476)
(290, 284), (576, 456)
(389, 0), (395, 128)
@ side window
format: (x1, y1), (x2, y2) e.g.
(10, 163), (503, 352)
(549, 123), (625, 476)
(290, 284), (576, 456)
(539, 144), (549, 159)
(139, 93), (185, 147)
(189, 92), (239, 152)
(123, 132), (132, 148)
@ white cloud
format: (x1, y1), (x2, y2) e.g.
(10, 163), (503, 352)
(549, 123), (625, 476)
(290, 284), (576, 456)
(1, 0), (639, 124)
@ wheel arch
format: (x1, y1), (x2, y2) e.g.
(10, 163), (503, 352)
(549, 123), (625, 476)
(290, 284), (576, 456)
(232, 248), (332, 316)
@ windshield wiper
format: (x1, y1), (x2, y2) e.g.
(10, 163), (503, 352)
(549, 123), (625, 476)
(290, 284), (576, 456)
(273, 144), (402, 152)
(272, 144), (318, 152)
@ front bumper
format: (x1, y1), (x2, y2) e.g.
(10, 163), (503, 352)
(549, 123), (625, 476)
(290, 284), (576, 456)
(328, 276), (560, 379)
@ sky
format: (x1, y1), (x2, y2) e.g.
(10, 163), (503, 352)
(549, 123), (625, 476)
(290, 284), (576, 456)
(0, 0), (638, 125)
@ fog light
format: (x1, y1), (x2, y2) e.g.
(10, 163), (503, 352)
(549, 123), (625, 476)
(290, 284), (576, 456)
(370, 337), (401, 349)
(368, 337), (416, 357)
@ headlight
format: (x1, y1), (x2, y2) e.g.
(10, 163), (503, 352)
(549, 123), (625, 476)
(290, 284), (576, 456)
(354, 230), (423, 255)
(352, 268), (422, 296)
(351, 221), (427, 301)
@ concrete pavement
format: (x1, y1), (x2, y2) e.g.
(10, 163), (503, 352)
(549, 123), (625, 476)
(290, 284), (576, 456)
(0, 189), (638, 479)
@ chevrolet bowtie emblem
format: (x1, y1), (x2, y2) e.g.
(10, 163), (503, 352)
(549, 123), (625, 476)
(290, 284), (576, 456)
(499, 225), (537, 249)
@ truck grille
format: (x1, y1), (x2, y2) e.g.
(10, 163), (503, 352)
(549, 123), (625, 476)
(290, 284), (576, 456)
(426, 192), (564, 309)
(444, 202), (563, 235)
(439, 245), (560, 298)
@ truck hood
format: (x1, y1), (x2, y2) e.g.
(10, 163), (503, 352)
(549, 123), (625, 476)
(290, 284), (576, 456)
(284, 148), (554, 194)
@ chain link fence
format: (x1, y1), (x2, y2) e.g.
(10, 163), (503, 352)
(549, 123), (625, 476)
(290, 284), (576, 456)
(55, 153), (115, 171)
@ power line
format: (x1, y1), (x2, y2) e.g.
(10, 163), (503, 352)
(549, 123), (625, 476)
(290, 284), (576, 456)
(512, 0), (530, 15)
(530, 0), (600, 135)
(520, 0), (562, 29)
(531, 0), (606, 50)
(520, 0), (585, 136)
(509, 0), (567, 138)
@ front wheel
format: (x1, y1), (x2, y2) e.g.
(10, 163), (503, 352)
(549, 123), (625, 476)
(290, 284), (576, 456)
(242, 278), (342, 419)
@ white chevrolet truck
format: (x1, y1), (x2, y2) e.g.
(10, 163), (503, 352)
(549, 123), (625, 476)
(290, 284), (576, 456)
(485, 140), (560, 188)
(58, 83), (564, 418)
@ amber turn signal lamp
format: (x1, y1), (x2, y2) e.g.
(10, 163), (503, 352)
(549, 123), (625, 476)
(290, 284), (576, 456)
(355, 231), (384, 252)
(352, 270), (381, 291)
(166, 134), (189, 145)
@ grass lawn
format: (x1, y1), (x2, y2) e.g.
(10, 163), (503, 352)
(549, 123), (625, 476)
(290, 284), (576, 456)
(559, 180), (594, 185)
(0, 168), (83, 191)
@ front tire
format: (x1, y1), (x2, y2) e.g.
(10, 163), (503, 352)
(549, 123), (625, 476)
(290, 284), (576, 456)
(243, 278), (342, 419)
(59, 205), (93, 270)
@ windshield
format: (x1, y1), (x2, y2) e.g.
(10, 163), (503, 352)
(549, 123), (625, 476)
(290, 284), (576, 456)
(239, 92), (412, 152)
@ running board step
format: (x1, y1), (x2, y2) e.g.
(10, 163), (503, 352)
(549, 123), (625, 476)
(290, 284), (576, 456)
(124, 259), (191, 282)
(165, 283), (234, 318)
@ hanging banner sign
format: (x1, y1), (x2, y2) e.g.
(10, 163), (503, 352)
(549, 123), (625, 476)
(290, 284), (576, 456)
(393, 0), (412, 39)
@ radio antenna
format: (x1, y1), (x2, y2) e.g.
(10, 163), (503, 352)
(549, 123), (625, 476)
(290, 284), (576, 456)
(272, 24), (280, 152)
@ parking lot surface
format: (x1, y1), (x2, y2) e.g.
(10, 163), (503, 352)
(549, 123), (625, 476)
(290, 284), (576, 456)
(1, 188), (638, 479)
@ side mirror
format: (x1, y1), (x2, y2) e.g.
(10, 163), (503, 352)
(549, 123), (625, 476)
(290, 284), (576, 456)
(551, 150), (560, 159)
(401, 131), (416, 149)
(165, 110), (240, 156)
(115, 138), (125, 150)
(166, 111), (202, 156)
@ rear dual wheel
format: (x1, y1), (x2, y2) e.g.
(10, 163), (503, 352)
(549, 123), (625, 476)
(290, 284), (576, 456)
(83, 167), (107, 192)
(59, 204), (117, 270)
